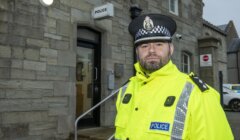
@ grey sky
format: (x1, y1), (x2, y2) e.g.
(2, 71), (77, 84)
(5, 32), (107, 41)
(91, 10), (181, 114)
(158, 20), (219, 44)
(203, 0), (240, 36)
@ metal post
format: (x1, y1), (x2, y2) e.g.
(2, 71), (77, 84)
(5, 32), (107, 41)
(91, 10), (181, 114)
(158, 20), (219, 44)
(219, 71), (223, 107)
(237, 52), (240, 83)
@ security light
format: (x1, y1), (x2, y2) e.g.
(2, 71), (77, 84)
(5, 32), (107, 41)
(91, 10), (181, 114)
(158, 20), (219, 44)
(39, 0), (54, 6)
(175, 33), (182, 39)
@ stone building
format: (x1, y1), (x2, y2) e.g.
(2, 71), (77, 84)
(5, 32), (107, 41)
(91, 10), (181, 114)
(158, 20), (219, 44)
(218, 21), (240, 83)
(0, 0), (224, 139)
(200, 19), (240, 85)
(218, 20), (239, 47)
(227, 38), (240, 83)
(200, 19), (228, 90)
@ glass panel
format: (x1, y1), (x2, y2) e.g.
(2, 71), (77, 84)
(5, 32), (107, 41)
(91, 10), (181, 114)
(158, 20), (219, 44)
(170, 0), (175, 12)
(169, 0), (178, 15)
(181, 52), (190, 74)
(232, 86), (240, 90)
(184, 64), (188, 73)
(184, 54), (188, 64)
(76, 47), (94, 118)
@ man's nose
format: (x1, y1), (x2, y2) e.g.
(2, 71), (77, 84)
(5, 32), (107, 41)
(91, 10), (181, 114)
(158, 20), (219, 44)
(148, 43), (156, 52)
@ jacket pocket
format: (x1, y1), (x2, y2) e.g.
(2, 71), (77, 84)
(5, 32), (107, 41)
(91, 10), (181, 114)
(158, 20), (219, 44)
(115, 104), (130, 128)
(115, 104), (131, 140)
(145, 108), (174, 138)
(115, 114), (127, 128)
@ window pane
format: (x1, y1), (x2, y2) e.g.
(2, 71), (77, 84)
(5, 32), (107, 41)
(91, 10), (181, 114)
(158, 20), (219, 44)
(169, 0), (178, 15)
(181, 52), (191, 73)
(232, 86), (240, 90)
(183, 54), (188, 64)
(184, 65), (188, 73)
(170, 0), (175, 12)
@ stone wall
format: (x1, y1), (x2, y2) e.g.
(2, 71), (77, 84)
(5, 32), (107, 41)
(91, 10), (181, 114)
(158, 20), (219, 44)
(202, 25), (228, 89)
(0, 0), (75, 139)
(228, 52), (240, 83)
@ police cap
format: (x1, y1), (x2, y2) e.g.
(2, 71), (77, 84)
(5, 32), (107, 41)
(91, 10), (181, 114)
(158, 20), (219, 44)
(128, 13), (177, 46)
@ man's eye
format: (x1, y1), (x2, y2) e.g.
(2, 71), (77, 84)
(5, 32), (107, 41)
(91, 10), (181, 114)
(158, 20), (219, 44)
(140, 44), (148, 48)
(156, 43), (163, 46)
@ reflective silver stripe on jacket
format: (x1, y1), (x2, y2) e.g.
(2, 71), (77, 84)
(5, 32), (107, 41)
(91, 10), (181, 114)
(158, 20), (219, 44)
(171, 82), (194, 140)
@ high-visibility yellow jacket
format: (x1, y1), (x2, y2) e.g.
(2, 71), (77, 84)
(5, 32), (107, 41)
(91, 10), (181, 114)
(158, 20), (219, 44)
(115, 61), (233, 140)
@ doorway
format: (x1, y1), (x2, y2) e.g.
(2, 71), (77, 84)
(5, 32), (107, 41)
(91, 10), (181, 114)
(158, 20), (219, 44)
(76, 26), (101, 127)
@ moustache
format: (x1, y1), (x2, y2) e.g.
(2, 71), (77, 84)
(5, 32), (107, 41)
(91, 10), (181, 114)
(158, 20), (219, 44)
(145, 54), (160, 58)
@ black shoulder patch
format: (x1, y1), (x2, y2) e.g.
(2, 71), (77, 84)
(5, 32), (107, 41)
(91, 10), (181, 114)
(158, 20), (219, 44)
(189, 73), (209, 92)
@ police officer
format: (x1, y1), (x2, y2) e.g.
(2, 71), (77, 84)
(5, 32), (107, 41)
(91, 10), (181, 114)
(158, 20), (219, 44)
(114, 13), (233, 140)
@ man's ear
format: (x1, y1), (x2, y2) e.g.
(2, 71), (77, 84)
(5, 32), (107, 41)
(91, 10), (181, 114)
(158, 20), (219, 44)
(135, 47), (140, 61)
(135, 47), (139, 56)
(170, 43), (174, 55)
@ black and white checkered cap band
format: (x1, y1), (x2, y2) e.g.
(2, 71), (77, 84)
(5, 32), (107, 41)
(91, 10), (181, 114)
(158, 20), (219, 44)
(135, 25), (171, 40)
(134, 36), (171, 44)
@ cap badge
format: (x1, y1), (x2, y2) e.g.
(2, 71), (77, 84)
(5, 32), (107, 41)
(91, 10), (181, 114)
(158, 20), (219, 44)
(143, 16), (154, 31)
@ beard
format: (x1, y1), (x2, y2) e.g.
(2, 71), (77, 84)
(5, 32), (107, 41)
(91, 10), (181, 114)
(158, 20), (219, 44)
(139, 54), (171, 72)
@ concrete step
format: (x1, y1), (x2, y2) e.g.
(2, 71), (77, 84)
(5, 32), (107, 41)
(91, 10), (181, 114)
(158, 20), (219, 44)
(69, 127), (115, 140)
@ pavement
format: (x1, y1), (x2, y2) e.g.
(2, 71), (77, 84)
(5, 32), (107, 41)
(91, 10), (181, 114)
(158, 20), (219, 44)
(71, 127), (114, 140)
(225, 110), (240, 140)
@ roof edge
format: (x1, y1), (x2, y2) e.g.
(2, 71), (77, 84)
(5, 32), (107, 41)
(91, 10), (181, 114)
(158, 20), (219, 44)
(202, 19), (227, 36)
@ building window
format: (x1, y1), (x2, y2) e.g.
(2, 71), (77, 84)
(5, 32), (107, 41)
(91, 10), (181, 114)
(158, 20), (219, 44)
(181, 52), (191, 73)
(169, 0), (179, 15)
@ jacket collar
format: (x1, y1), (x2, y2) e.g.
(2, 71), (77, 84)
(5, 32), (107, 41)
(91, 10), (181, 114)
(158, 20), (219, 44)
(134, 60), (179, 81)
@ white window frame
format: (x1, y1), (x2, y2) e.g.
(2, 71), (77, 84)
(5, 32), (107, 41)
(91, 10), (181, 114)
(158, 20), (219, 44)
(169, 0), (179, 15)
(181, 52), (191, 74)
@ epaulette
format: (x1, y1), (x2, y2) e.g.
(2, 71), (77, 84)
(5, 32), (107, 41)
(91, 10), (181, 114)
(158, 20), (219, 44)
(189, 73), (209, 92)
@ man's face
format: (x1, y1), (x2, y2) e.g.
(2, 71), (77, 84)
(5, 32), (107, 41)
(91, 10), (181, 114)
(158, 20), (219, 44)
(136, 41), (174, 72)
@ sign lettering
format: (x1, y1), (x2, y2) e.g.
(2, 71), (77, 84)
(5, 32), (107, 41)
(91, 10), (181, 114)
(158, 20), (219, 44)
(150, 122), (170, 131)
(92, 3), (114, 19)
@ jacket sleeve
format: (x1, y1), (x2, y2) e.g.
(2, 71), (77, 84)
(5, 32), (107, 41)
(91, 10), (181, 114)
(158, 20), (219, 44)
(116, 82), (129, 111)
(187, 86), (234, 140)
(116, 87), (123, 111)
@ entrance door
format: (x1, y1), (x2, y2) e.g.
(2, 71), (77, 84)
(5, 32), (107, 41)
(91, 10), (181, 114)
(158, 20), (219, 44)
(76, 27), (101, 127)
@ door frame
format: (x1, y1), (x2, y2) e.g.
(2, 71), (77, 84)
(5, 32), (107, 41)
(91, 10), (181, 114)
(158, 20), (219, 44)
(76, 26), (101, 127)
